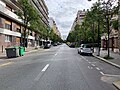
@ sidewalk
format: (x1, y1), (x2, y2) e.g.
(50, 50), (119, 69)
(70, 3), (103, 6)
(93, 48), (120, 89)
(0, 47), (44, 61)
(93, 49), (120, 68)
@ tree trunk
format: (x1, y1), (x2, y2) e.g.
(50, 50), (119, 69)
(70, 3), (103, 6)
(23, 25), (27, 51)
(118, 0), (120, 54)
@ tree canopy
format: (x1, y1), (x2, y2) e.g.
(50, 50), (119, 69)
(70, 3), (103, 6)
(67, 1), (118, 45)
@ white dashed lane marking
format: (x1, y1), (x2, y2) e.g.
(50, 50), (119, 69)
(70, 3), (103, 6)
(34, 64), (50, 81)
(96, 67), (100, 71)
(91, 64), (95, 67)
(42, 64), (49, 72)
(100, 72), (105, 75)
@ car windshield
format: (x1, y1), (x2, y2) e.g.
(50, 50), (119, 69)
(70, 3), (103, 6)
(0, 0), (119, 90)
(84, 45), (91, 48)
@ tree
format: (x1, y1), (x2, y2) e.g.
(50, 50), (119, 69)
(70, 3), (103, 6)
(17, 0), (40, 48)
(49, 29), (62, 43)
(112, 20), (119, 30)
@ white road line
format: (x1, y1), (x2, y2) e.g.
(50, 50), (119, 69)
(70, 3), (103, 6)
(90, 67), (93, 69)
(81, 56), (86, 60)
(55, 53), (58, 56)
(34, 64), (50, 81)
(88, 66), (93, 69)
(81, 56), (89, 62)
(88, 66), (90, 69)
(91, 64), (95, 67)
(100, 72), (105, 75)
(104, 74), (120, 77)
(42, 64), (49, 72)
(0, 62), (13, 67)
(96, 67), (100, 71)
(34, 72), (42, 81)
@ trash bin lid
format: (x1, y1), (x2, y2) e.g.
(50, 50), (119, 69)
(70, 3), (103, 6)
(5, 46), (19, 50)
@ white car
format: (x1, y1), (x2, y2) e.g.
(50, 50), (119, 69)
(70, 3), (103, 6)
(78, 44), (93, 55)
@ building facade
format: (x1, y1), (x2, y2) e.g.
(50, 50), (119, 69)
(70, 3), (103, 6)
(0, 0), (49, 52)
(101, 15), (119, 53)
(49, 17), (61, 37)
(70, 10), (86, 32)
(30, 0), (49, 27)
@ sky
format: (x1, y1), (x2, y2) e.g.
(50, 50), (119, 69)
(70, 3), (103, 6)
(44, 0), (97, 39)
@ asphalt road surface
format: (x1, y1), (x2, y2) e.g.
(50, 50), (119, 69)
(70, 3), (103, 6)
(0, 44), (119, 90)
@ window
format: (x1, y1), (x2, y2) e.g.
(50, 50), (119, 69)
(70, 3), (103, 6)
(5, 20), (12, 30)
(5, 24), (11, 30)
(5, 35), (12, 42)
(16, 28), (21, 33)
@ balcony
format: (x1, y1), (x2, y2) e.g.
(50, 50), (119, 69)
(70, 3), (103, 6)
(28, 35), (35, 40)
(0, 4), (22, 22)
(0, 28), (21, 37)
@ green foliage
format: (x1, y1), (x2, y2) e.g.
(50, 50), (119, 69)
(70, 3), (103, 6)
(17, 0), (47, 35)
(17, 0), (38, 25)
(16, 0), (49, 47)
(67, 1), (118, 44)
(111, 20), (119, 30)
(49, 29), (62, 43)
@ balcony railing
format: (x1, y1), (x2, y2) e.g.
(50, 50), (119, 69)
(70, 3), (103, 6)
(0, 4), (22, 22)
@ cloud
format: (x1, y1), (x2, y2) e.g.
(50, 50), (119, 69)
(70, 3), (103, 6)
(45, 0), (97, 38)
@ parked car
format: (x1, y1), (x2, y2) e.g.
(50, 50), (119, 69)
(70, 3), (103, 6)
(69, 43), (75, 48)
(53, 43), (58, 46)
(77, 44), (93, 55)
(44, 40), (51, 49)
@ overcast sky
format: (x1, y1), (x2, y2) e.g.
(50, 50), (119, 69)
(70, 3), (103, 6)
(44, 0), (97, 39)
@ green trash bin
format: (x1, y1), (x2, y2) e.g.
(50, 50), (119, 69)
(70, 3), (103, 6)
(19, 46), (24, 56)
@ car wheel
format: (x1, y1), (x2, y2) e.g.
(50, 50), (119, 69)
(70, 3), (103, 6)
(78, 51), (80, 54)
(79, 52), (82, 55)
(89, 53), (92, 56)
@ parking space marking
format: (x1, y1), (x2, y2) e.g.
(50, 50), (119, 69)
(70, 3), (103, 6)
(55, 53), (58, 56)
(91, 64), (95, 67)
(100, 72), (105, 75)
(88, 66), (93, 69)
(0, 62), (12, 67)
(88, 66), (90, 69)
(96, 67), (100, 71)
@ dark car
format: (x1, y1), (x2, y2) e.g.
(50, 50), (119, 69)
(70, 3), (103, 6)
(53, 43), (58, 46)
(69, 43), (75, 48)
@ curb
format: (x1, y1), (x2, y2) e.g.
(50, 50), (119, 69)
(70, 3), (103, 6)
(0, 48), (44, 60)
(113, 81), (120, 90)
(93, 54), (120, 69)
(25, 48), (44, 54)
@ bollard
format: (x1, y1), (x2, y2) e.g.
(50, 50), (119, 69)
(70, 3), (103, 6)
(2, 45), (3, 53)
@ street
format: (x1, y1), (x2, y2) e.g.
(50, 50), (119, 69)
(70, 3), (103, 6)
(0, 44), (119, 90)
